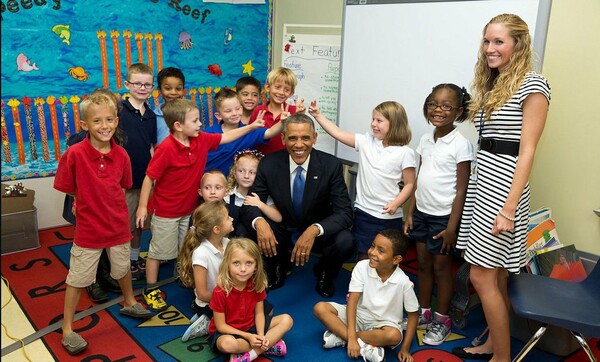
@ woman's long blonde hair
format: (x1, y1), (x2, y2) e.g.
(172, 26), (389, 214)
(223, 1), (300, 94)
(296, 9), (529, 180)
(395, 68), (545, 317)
(216, 237), (267, 294)
(177, 201), (228, 288)
(469, 14), (533, 121)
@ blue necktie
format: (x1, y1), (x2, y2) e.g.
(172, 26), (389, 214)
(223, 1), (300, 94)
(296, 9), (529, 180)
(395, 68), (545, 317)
(292, 166), (305, 218)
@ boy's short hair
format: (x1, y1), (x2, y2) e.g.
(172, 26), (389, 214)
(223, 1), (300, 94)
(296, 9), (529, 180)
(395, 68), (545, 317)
(125, 63), (153, 81)
(265, 67), (298, 90)
(235, 76), (261, 92)
(157, 67), (186, 87)
(378, 229), (409, 257)
(201, 169), (227, 186)
(162, 99), (197, 132)
(80, 92), (118, 120)
(213, 87), (239, 111)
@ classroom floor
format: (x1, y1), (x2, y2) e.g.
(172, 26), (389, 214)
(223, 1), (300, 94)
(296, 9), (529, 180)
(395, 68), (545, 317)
(1, 226), (598, 361)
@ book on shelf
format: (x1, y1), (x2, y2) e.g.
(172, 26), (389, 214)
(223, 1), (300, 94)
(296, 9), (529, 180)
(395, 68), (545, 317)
(534, 244), (588, 282)
(525, 218), (559, 263)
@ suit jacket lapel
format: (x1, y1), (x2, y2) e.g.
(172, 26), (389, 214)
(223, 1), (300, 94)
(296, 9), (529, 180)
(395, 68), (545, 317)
(303, 151), (321, 218)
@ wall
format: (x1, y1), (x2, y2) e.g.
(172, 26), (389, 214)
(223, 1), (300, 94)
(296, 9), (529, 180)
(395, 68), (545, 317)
(532, 0), (600, 254)
(18, 0), (600, 256)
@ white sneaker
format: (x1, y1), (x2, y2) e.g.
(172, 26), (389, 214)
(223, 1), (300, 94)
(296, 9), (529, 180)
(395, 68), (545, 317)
(422, 312), (451, 346)
(322, 330), (346, 348)
(360, 344), (385, 362)
(181, 314), (210, 342)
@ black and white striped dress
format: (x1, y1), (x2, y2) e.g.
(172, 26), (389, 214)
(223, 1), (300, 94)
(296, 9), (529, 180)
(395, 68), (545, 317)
(456, 72), (551, 273)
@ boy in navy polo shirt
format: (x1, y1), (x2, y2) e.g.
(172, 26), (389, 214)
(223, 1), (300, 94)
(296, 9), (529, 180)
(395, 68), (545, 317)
(120, 63), (157, 280)
(55, 92), (152, 355)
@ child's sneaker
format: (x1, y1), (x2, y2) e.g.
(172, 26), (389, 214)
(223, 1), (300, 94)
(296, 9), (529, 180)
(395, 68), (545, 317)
(360, 344), (385, 362)
(230, 352), (251, 362)
(323, 330), (346, 348)
(265, 339), (287, 357)
(265, 339), (287, 356)
(143, 288), (167, 312)
(400, 308), (432, 330)
(422, 312), (451, 346)
(130, 260), (145, 281)
(181, 314), (210, 342)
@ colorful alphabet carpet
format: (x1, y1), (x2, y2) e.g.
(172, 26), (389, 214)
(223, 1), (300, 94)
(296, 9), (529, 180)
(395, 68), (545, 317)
(1, 226), (598, 361)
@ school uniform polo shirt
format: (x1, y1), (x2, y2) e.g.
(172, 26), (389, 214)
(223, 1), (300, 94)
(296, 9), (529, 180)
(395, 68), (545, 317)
(249, 101), (297, 155)
(415, 128), (473, 216)
(208, 281), (266, 334)
(54, 137), (132, 248)
(146, 132), (221, 218)
(349, 260), (419, 324)
(119, 99), (157, 189)
(205, 121), (267, 176)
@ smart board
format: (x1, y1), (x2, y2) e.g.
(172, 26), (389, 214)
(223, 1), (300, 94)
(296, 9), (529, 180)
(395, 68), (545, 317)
(336, 0), (552, 163)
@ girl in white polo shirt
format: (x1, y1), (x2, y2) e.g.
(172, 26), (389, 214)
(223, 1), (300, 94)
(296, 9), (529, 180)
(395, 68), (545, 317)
(309, 100), (416, 262)
(404, 83), (473, 346)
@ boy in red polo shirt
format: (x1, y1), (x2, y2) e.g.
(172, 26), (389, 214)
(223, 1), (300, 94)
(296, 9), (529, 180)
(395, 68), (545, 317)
(54, 92), (152, 356)
(248, 67), (305, 155)
(136, 99), (265, 311)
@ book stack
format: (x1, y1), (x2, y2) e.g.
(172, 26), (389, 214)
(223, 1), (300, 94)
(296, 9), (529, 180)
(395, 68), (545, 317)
(523, 208), (589, 281)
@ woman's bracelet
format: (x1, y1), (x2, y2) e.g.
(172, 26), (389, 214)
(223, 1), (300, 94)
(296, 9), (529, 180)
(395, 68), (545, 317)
(499, 210), (516, 222)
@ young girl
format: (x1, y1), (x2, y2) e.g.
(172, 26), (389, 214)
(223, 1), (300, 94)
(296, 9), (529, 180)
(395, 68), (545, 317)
(309, 100), (416, 261)
(225, 149), (282, 237)
(177, 201), (233, 342)
(403, 84), (473, 346)
(208, 238), (293, 362)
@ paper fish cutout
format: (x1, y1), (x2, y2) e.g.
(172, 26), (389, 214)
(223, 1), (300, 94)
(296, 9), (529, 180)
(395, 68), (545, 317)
(16, 53), (39, 72)
(52, 24), (71, 45)
(208, 64), (222, 77)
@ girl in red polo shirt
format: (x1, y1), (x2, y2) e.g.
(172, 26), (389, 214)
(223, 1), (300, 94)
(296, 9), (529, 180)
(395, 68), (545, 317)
(207, 238), (293, 362)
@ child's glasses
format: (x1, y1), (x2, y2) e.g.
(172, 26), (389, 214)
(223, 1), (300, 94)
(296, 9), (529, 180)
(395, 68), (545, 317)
(426, 102), (458, 111)
(126, 81), (155, 89)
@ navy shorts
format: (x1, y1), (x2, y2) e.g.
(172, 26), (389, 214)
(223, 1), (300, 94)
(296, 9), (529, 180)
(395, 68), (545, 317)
(353, 208), (403, 254)
(208, 299), (273, 352)
(409, 209), (450, 255)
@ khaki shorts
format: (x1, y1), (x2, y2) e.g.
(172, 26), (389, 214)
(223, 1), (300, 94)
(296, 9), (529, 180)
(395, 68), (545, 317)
(329, 302), (402, 334)
(126, 189), (150, 232)
(149, 214), (190, 260)
(65, 243), (130, 288)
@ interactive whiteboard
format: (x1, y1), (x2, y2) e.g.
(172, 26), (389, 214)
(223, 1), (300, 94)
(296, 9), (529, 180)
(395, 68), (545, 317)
(336, 0), (551, 163)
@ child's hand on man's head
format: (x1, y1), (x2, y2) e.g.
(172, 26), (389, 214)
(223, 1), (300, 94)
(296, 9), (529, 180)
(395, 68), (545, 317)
(280, 103), (291, 121)
(294, 98), (305, 113)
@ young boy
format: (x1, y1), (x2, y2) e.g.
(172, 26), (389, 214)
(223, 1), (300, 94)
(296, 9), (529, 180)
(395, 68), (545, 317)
(205, 88), (285, 176)
(235, 76), (262, 124)
(54, 92), (152, 355)
(248, 67), (305, 155)
(136, 99), (265, 312)
(313, 229), (419, 362)
(155, 67), (186, 145)
(121, 63), (157, 280)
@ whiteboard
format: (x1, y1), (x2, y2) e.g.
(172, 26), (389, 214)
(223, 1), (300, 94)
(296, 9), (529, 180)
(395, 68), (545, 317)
(336, 0), (551, 163)
(282, 24), (342, 155)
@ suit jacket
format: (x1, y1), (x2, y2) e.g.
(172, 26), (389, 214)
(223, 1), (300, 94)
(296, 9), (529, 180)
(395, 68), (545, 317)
(241, 149), (353, 238)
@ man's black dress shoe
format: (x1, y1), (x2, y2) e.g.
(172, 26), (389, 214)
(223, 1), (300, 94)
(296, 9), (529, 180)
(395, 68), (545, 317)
(99, 274), (121, 293)
(451, 347), (493, 360)
(267, 263), (286, 290)
(315, 271), (335, 298)
(86, 282), (109, 303)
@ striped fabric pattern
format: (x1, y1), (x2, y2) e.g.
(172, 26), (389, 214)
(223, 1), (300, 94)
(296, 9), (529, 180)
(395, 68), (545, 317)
(457, 72), (551, 273)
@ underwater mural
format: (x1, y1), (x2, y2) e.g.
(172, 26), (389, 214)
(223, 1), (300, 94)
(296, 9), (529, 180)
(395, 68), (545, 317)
(1, 0), (272, 180)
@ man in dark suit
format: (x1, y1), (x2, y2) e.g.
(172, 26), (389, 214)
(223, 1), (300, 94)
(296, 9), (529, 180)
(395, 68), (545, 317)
(241, 113), (354, 298)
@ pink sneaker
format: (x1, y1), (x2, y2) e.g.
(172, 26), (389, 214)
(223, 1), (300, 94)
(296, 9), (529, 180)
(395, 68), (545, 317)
(230, 352), (251, 362)
(265, 340), (287, 356)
